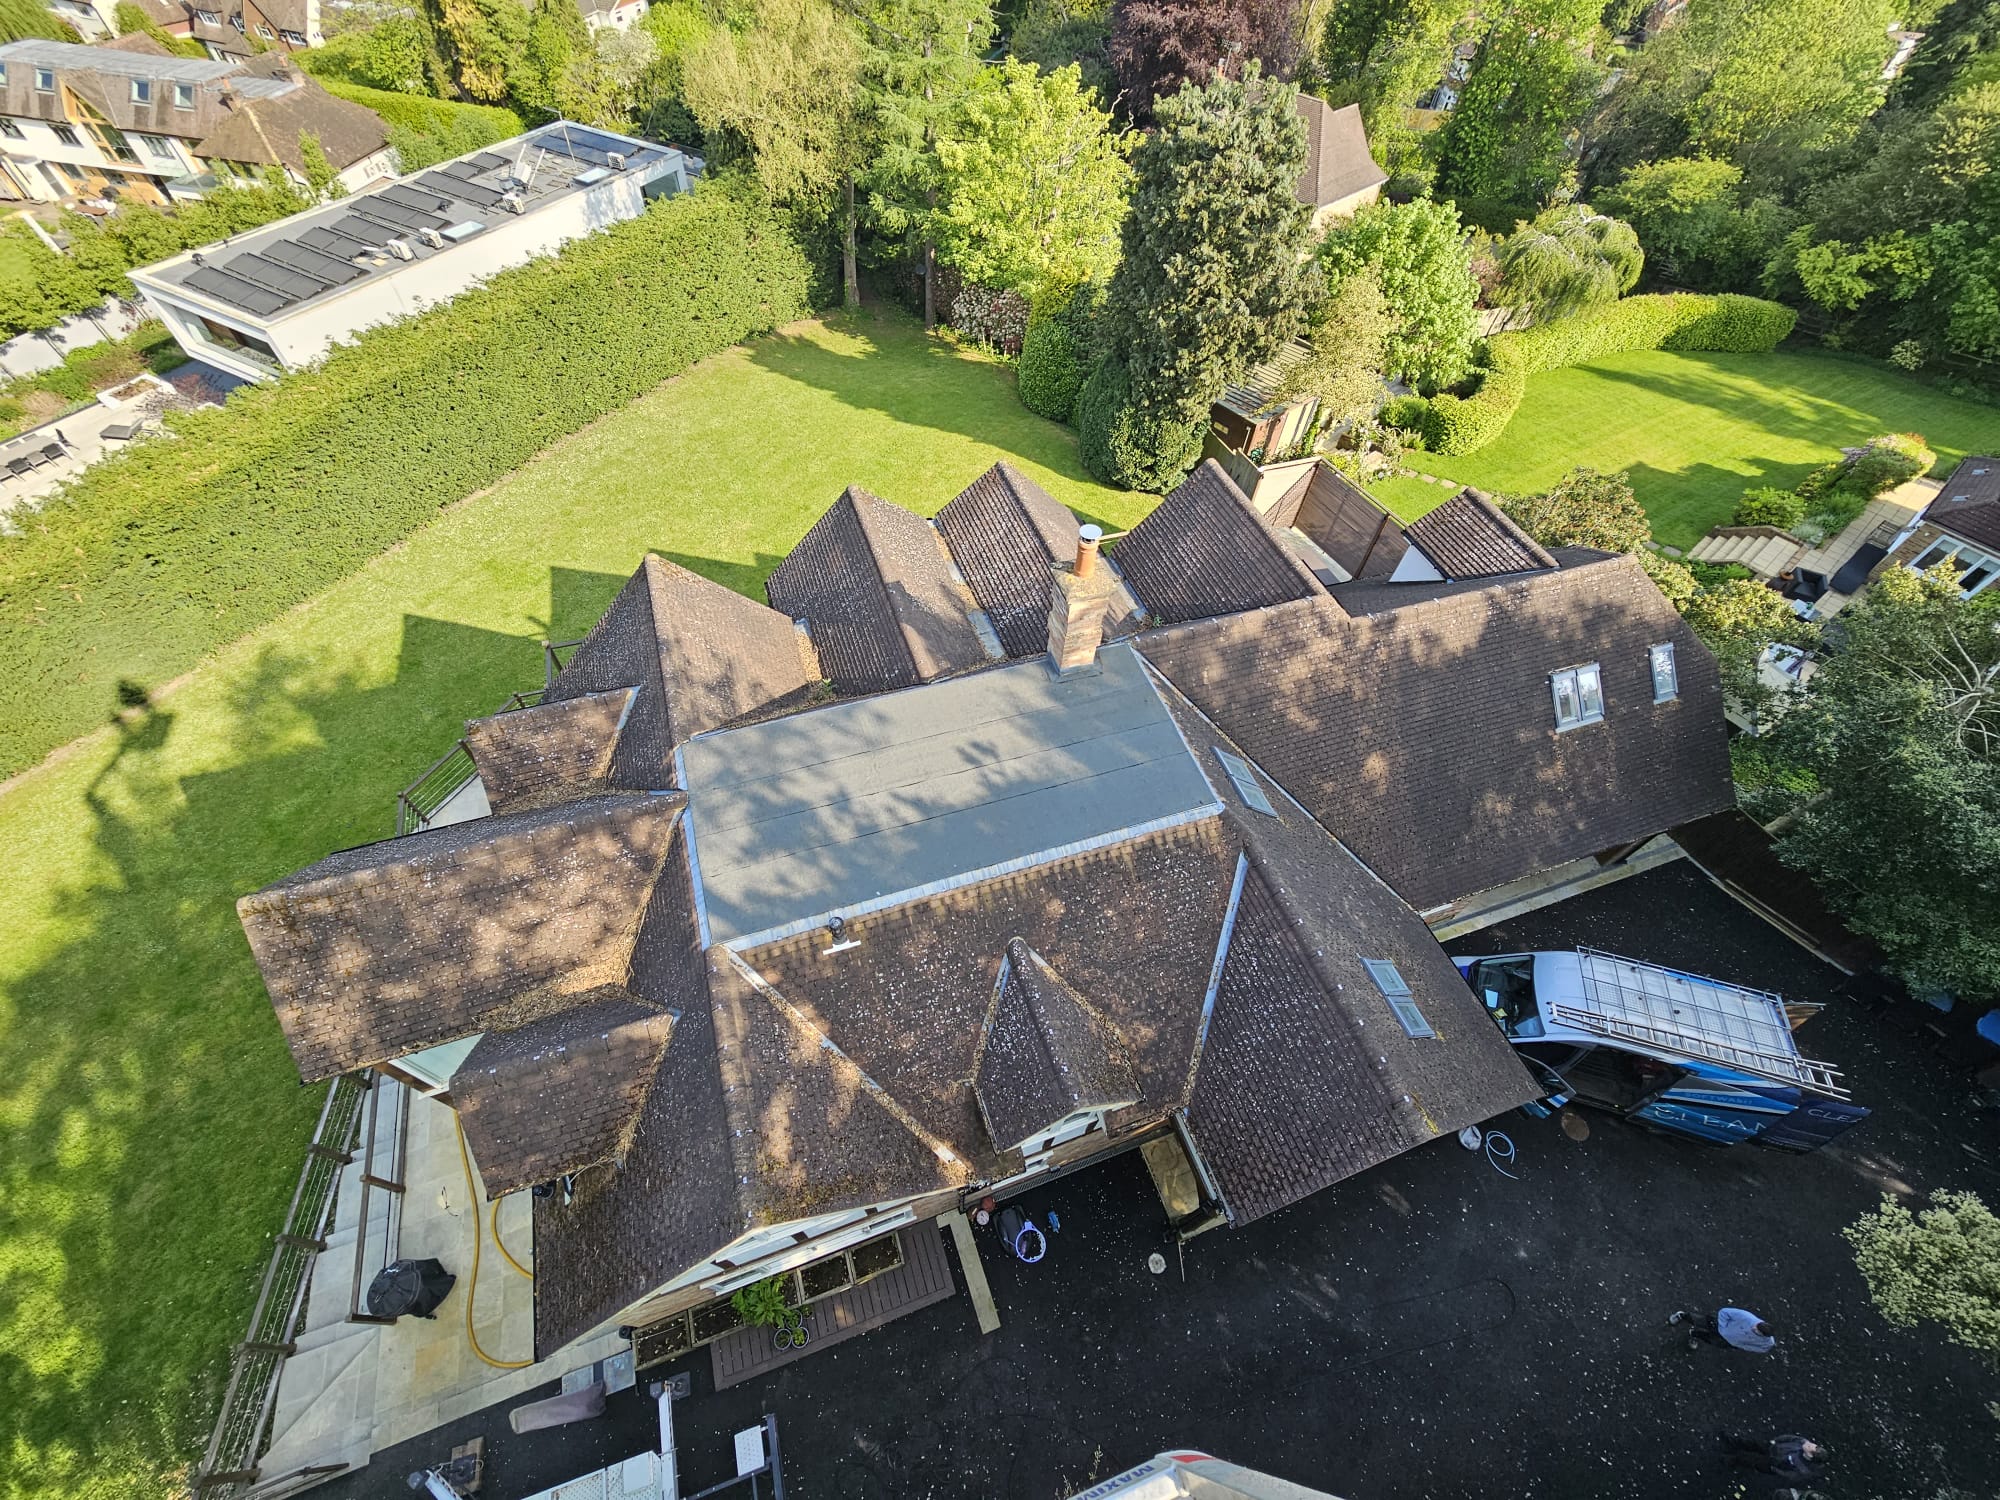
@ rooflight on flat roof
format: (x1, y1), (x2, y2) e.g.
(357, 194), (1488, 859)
(573, 166), (610, 185)
(440, 221), (484, 241)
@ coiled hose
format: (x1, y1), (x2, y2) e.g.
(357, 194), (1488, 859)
(454, 1115), (533, 1369)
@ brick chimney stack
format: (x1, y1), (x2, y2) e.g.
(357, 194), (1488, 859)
(1046, 524), (1118, 674)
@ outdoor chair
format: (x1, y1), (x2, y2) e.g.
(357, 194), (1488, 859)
(101, 422), (143, 443)
(39, 444), (64, 466)
(5, 457), (33, 480)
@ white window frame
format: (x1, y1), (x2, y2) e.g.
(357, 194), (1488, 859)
(1649, 643), (1679, 703)
(1212, 746), (1277, 816)
(253, 21), (274, 37)
(35, 68), (55, 93)
(1551, 662), (1605, 730)
(174, 82), (195, 108)
(50, 123), (80, 147)
(0, 118), (21, 140)
(1362, 957), (1434, 1039)
(1910, 535), (2000, 598)
(141, 134), (175, 160)
(131, 78), (151, 103)
(195, 8), (222, 20)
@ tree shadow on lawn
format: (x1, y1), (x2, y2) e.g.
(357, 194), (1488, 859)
(0, 581), (601, 1496)
(1620, 458), (1822, 550)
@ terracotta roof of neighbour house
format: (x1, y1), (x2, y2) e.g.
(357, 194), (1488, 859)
(1138, 553), (1736, 912)
(1403, 489), (1559, 579)
(452, 993), (676, 1198)
(1294, 95), (1387, 209)
(236, 790), (686, 1079)
(932, 462), (1080, 656)
(1923, 455), (2000, 551)
(765, 486), (990, 691)
(193, 76), (388, 174)
(1112, 459), (1328, 624)
(543, 555), (821, 790)
(973, 939), (1140, 1149)
(464, 687), (636, 814)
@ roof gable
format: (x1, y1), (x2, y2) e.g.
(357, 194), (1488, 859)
(1403, 489), (1558, 579)
(933, 462), (1080, 657)
(193, 78), (388, 173)
(973, 939), (1139, 1149)
(1294, 95), (1387, 208)
(1112, 460), (1328, 624)
(464, 687), (635, 813)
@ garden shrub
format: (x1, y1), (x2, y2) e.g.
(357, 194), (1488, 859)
(1844, 431), (1934, 497)
(1076, 354), (1201, 492)
(1016, 288), (1100, 424)
(1378, 393), (1430, 432)
(947, 281), (1030, 356)
(0, 187), (811, 779)
(315, 81), (525, 172)
(1409, 292), (1797, 455)
(1734, 486), (1808, 528)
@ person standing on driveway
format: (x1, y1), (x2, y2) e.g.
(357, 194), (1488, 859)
(1669, 1306), (1777, 1352)
(1719, 1432), (1823, 1483)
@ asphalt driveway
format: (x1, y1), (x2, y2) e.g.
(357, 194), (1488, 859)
(328, 863), (2000, 1499)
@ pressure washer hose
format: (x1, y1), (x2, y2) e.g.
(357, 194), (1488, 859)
(454, 1115), (533, 1370)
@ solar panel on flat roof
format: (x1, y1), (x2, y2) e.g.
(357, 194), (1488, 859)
(226, 252), (330, 301)
(349, 198), (447, 232)
(421, 171), (504, 209)
(435, 160), (484, 181)
(185, 266), (290, 317)
(379, 184), (452, 215)
(329, 216), (392, 248)
(263, 238), (365, 285)
(470, 152), (509, 172)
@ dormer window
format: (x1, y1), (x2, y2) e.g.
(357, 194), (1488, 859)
(1551, 663), (1604, 731)
(1213, 746), (1277, 816)
(195, 8), (222, 20)
(254, 21), (274, 36)
(1649, 643), (1678, 703)
(35, 67), (56, 93)
(230, 13), (245, 29)
(131, 79), (152, 103)
(175, 82), (195, 108)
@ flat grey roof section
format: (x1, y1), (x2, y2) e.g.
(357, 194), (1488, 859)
(682, 642), (1223, 946)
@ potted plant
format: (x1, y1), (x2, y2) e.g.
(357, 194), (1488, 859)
(731, 1274), (810, 1351)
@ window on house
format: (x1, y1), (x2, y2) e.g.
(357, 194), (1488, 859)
(279, 28), (305, 43)
(254, 22), (274, 36)
(195, 8), (222, 20)
(51, 124), (80, 146)
(174, 82), (195, 108)
(142, 134), (174, 160)
(1911, 536), (2000, 596)
(0, 62), (8, 84)
(0, 119), (21, 140)
(1213, 747), (1277, 816)
(230, 13), (245, 28)
(35, 68), (56, 92)
(1649, 643), (1678, 703)
(1551, 663), (1605, 730)
(131, 79), (152, 104)
(1362, 958), (1434, 1039)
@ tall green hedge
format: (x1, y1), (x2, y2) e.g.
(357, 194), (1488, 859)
(1417, 293), (1798, 455)
(316, 81), (525, 171)
(0, 187), (810, 778)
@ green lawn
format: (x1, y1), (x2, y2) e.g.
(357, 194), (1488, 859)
(1378, 347), (2000, 549)
(0, 309), (1142, 1500)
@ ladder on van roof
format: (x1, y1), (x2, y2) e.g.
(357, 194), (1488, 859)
(1548, 948), (1850, 1099)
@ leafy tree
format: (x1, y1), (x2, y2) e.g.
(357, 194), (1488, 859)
(1763, 567), (2000, 999)
(1313, 0), (1461, 137)
(1491, 203), (1643, 317)
(1318, 197), (1480, 390)
(558, 26), (661, 126)
(1107, 0), (1302, 122)
(683, 0), (868, 302)
(1279, 269), (1393, 431)
(1436, 0), (1602, 218)
(634, 0), (719, 143)
(1893, 0), (2000, 108)
(1597, 155), (1798, 291)
(0, 0), (73, 41)
(1846, 1190), (2000, 1359)
(1009, 0), (1116, 98)
(931, 60), (1130, 299)
(425, 0), (533, 103)
(1588, 0), (1903, 186)
(352, 14), (447, 93)
(1801, 83), (2000, 246)
(858, 0), (997, 326)
(1498, 466), (1653, 552)
(1084, 63), (1315, 488)
(508, 0), (587, 120)
(298, 132), (349, 202)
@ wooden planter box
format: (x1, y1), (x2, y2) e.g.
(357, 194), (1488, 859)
(850, 1232), (904, 1283)
(691, 1300), (746, 1343)
(800, 1256), (854, 1301)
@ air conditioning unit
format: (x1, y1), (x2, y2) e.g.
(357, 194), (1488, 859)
(608, 151), (627, 171)
(417, 226), (445, 249)
(385, 238), (415, 261)
(499, 191), (526, 215)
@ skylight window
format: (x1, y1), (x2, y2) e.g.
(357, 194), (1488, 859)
(1213, 747), (1276, 817)
(1551, 663), (1604, 730)
(1362, 958), (1434, 1038)
(1649, 643), (1678, 703)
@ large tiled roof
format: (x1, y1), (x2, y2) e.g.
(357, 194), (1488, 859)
(1403, 489), (1558, 579)
(1924, 455), (2000, 551)
(452, 992), (675, 1199)
(464, 688), (635, 813)
(973, 939), (1139, 1149)
(932, 463), (1080, 656)
(237, 791), (685, 1079)
(765, 486), (989, 691)
(544, 555), (820, 789)
(1111, 460), (1327, 624)
(1294, 94), (1387, 209)
(1139, 554), (1735, 911)
(193, 76), (389, 174)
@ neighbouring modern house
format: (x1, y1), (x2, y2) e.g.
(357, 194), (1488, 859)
(1293, 93), (1385, 230)
(577, 0), (649, 30)
(0, 40), (388, 205)
(236, 457), (1733, 1377)
(1868, 454), (2000, 599)
(129, 120), (696, 381)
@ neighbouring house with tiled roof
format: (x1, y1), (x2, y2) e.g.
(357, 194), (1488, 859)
(1870, 454), (2000, 601)
(235, 456), (1733, 1379)
(1293, 93), (1386, 231)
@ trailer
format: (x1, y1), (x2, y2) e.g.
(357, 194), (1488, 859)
(1456, 948), (1870, 1150)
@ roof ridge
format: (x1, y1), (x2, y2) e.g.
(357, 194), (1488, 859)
(838, 484), (926, 680)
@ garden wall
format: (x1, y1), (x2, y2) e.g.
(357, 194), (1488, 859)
(1413, 294), (1798, 456)
(0, 186), (812, 779)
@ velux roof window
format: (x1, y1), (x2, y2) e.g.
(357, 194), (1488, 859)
(1649, 643), (1678, 703)
(1363, 958), (1434, 1038)
(1551, 662), (1604, 731)
(1213, 747), (1276, 816)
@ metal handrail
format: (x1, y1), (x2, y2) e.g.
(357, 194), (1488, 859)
(390, 683), (551, 835)
(346, 1072), (409, 1325)
(193, 1074), (369, 1497)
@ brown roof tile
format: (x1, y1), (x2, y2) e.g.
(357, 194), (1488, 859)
(1295, 95), (1387, 209)
(237, 791), (685, 1079)
(932, 463), (1080, 657)
(973, 939), (1139, 1149)
(1139, 555), (1735, 911)
(1403, 489), (1558, 578)
(464, 688), (635, 813)
(1112, 460), (1328, 624)
(1924, 455), (2000, 551)
(193, 77), (388, 173)
(765, 487), (988, 691)
(453, 992), (675, 1198)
